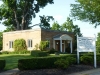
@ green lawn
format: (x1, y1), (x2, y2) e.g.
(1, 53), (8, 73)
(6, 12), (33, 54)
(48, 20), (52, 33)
(0, 54), (76, 70)
(0, 54), (33, 70)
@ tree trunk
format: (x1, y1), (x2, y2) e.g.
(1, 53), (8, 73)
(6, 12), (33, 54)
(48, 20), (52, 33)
(13, 10), (20, 30)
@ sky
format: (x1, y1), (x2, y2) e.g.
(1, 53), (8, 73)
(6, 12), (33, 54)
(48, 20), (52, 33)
(0, 0), (100, 37)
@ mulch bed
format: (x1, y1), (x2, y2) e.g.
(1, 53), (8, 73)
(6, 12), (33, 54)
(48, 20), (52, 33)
(11, 65), (95, 75)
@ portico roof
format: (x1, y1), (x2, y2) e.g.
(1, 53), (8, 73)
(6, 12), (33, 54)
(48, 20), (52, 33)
(53, 34), (72, 40)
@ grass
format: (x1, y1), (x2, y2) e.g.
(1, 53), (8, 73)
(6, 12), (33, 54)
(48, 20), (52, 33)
(0, 54), (33, 70)
(0, 53), (76, 70)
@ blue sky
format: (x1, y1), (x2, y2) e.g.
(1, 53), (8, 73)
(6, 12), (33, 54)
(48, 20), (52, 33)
(0, 0), (100, 37)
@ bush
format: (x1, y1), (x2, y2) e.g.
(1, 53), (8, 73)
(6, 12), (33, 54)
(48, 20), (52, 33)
(54, 57), (76, 69)
(48, 48), (57, 54)
(66, 57), (76, 65)
(13, 39), (27, 51)
(31, 50), (48, 57)
(18, 55), (77, 70)
(0, 59), (6, 70)
(18, 57), (61, 70)
(2, 51), (9, 54)
(54, 58), (69, 69)
(1, 50), (30, 54)
(80, 55), (93, 65)
(39, 41), (49, 51)
(11, 50), (30, 54)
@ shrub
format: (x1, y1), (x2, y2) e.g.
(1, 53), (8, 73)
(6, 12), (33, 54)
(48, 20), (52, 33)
(34, 43), (39, 50)
(0, 59), (6, 70)
(54, 58), (69, 69)
(48, 48), (57, 54)
(66, 57), (76, 65)
(2, 51), (9, 54)
(18, 55), (77, 70)
(18, 57), (61, 70)
(54, 57), (76, 69)
(39, 41), (49, 51)
(31, 50), (48, 57)
(80, 55), (93, 65)
(13, 39), (27, 51)
(11, 50), (30, 54)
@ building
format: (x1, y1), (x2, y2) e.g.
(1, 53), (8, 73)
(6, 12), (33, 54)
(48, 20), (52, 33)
(3, 28), (75, 53)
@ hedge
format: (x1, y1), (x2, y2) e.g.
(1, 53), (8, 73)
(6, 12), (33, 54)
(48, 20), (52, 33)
(31, 50), (48, 57)
(18, 55), (77, 70)
(0, 59), (6, 70)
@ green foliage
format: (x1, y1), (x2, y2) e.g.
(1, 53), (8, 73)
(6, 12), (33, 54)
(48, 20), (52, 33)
(0, 59), (6, 70)
(39, 15), (54, 29)
(13, 39), (27, 51)
(51, 21), (61, 30)
(18, 57), (60, 70)
(34, 43), (39, 50)
(48, 48), (57, 54)
(54, 58), (69, 69)
(0, 0), (54, 30)
(39, 41), (49, 50)
(31, 50), (48, 57)
(66, 57), (76, 65)
(1, 51), (9, 54)
(70, 0), (100, 27)
(0, 32), (3, 50)
(1, 50), (30, 54)
(80, 55), (93, 65)
(54, 57), (76, 69)
(96, 32), (100, 53)
(18, 55), (77, 70)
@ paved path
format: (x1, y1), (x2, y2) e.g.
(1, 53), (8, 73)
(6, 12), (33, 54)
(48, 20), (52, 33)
(0, 68), (19, 75)
(0, 68), (100, 75)
(68, 68), (100, 75)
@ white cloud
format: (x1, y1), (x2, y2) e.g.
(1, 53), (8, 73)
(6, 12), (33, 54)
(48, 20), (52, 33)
(53, 15), (63, 21)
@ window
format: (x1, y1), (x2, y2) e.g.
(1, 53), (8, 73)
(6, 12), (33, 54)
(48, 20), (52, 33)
(28, 39), (32, 48)
(9, 41), (13, 48)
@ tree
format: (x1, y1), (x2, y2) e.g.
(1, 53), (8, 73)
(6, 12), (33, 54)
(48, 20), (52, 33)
(70, 0), (100, 27)
(39, 15), (54, 29)
(61, 17), (74, 31)
(0, 0), (54, 30)
(61, 17), (82, 36)
(51, 21), (61, 30)
(96, 32), (100, 53)
(0, 32), (3, 50)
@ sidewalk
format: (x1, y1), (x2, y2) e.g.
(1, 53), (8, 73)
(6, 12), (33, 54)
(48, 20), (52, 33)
(0, 68), (19, 75)
(68, 68), (100, 75)
(0, 68), (100, 75)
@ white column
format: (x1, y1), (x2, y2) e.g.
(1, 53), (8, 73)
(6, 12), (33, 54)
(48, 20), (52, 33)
(70, 40), (72, 53)
(53, 40), (55, 49)
(60, 38), (62, 52)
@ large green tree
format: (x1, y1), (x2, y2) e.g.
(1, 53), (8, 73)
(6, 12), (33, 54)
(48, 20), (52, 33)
(70, 0), (100, 27)
(51, 21), (61, 30)
(61, 17), (82, 36)
(0, 0), (54, 30)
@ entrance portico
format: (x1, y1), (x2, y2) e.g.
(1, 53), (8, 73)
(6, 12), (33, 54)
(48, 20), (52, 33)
(53, 34), (73, 53)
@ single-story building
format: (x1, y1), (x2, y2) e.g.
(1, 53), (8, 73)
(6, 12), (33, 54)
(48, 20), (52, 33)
(3, 28), (75, 53)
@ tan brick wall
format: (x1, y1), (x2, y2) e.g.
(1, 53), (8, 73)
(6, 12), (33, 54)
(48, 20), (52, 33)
(3, 28), (75, 52)
(3, 29), (41, 51)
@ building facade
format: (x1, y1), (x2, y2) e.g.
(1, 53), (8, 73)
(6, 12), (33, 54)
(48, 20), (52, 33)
(3, 28), (75, 53)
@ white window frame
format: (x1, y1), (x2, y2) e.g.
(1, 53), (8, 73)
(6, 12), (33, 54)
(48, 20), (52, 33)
(28, 39), (32, 48)
(9, 41), (13, 49)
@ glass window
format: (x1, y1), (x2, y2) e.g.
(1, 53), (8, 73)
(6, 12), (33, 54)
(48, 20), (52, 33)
(28, 39), (32, 48)
(9, 41), (13, 48)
